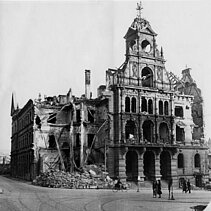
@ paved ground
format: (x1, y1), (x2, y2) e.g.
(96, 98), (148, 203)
(0, 175), (210, 211)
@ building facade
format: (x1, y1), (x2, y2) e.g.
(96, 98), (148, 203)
(11, 4), (209, 186)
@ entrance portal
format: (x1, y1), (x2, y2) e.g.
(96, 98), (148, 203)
(143, 151), (155, 181)
(126, 151), (138, 181)
(160, 151), (171, 180)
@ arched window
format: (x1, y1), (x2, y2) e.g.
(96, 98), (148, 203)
(125, 120), (136, 140)
(194, 154), (200, 168)
(178, 153), (184, 168)
(131, 97), (136, 113)
(159, 122), (169, 143)
(142, 120), (154, 143)
(125, 97), (130, 112)
(148, 99), (153, 114)
(141, 67), (153, 88)
(164, 101), (169, 115)
(159, 100), (163, 115)
(141, 97), (147, 112)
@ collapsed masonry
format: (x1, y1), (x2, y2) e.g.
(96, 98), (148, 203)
(11, 4), (209, 187)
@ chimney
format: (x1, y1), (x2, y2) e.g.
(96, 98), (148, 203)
(85, 69), (91, 99)
(67, 88), (72, 103)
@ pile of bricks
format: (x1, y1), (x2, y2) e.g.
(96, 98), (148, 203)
(32, 165), (113, 189)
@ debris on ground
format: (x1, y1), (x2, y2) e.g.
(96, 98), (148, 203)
(32, 164), (114, 189)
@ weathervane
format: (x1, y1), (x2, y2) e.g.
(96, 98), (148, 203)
(136, 1), (143, 19)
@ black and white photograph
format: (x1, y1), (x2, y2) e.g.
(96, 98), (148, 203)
(0, 1), (211, 210)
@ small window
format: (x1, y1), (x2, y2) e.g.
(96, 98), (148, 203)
(125, 97), (130, 112)
(131, 97), (136, 113)
(175, 106), (183, 117)
(178, 153), (184, 168)
(141, 97), (147, 112)
(49, 135), (57, 149)
(148, 99), (153, 114)
(194, 154), (200, 168)
(164, 101), (169, 115)
(88, 109), (95, 123)
(159, 100), (163, 115)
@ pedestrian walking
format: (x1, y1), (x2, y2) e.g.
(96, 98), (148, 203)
(157, 180), (162, 198)
(187, 179), (191, 193)
(182, 179), (187, 193)
(152, 180), (157, 198)
(168, 178), (172, 199)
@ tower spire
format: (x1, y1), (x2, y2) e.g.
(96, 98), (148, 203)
(11, 93), (15, 116)
(136, 1), (143, 19)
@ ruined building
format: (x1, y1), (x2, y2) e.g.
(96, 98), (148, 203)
(11, 4), (209, 187)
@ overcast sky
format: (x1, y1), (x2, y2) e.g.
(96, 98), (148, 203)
(0, 1), (211, 154)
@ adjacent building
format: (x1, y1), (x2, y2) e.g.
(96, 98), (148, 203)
(11, 4), (209, 187)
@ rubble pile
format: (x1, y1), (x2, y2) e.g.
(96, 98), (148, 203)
(32, 164), (114, 189)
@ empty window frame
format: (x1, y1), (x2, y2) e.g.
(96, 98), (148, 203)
(194, 154), (200, 168)
(131, 97), (136, 113)
(164, 101), (169, 115)
(125, 97), (130, 112)
(148, 99), (153, 114)
(141, 97), (147, 112)
(88, 109), (95, 123)
(159, 100), (163, 115)
(176, 125), (185, 142)
(48, 135), (57, 149)
(178, 153), (184, 168)
(175, 106), (183, 117)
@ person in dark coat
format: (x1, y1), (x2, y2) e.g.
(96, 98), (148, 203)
(182, 179), (187, 193)
(168, 178), (173, 199)
(152, 180), (157, 198)
(157, 180), (162, 198)
(187, 179), (191, 193)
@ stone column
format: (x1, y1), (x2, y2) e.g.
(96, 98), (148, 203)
(155, 154), (162, 180)
(171, 155), (178, 187)
(138, 151), (145, 182)
(119, 158), (126, 182)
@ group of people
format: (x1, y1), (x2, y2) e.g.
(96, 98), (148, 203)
(152, 180), (162, 198)
(182, 179), (191, 193)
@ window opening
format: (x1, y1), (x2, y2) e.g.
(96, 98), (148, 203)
(178, 153), (184, 168)
(125, 97), (130, 112)
(176, 125), (185, 142)
(131, 97), (136, 113)
(148, 99), (153, 114)
(159, 100), (163, 115)
(48, 135), (57, 149)
(175, 106), (183, 117)
(141, 97), (147, 112)
(125, 120), (136, 140)
(159, 122), (169, 143)
(141, 67), (153, 87)
(194, 154), (200, 168)
(164, 101), (169, 115)
(88, 109), (95, 123)
(47, 113), (57, 124)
